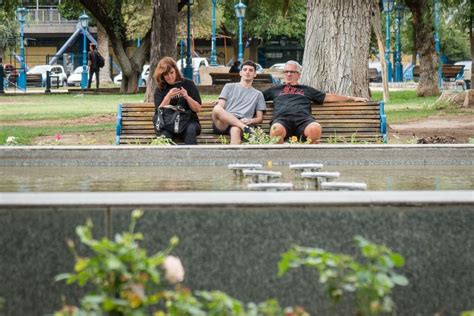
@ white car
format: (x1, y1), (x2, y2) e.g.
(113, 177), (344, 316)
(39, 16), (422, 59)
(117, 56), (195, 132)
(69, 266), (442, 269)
(454, 60), (471, 88)
(176, 57), (209, 73)
(27, 64), (67, 87)
(67, 66), (95, 87)
(114, 64), (150, 86)
(269, 63), (286, 71)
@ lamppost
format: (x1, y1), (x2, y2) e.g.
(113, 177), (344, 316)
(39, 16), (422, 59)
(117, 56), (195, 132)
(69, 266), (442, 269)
(394, 3), (404, 82)
(183, 0), (194, 80)
(382, 0), (394, 82)
(433, 0), (442, 89)
(210, 0), (218, 66)
(79, 12), (90, 89)
(234, 0), (247, 64)
(16, 7), (27, 91)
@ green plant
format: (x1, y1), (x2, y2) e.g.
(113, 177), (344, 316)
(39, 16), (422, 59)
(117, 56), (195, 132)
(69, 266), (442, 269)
(149, 135), (176, 146)
(55, 209), (181, 315)
(461, 311), (474, 316)
(243, 127), (280, 145)
(468, 138), (474, 144)
(278, 236), (408, 316)
(217, 134), (229, 145)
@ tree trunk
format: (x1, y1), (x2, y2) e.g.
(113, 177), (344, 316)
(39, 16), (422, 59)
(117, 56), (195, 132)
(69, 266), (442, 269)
(405, 0), (439, 97)
(370, 0), (389, 102)
(79, 0), (151, 94)
(301, 0), (372, 98)
(97, 22), (112, 84)
(145, 0), (178, 102)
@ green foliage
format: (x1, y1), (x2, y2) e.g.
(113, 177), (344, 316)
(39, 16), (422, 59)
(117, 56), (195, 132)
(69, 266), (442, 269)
(55, 209), (180, 314)
(220, 0), (306, 43)
(55, 210), (308, 316)
(461, 311), (474, 316)
(243, 127), (280, 145)
(279, 236), (409, 316)
(149, 135), (176, 146)
(0, 9), (18, 50)
(122, 0), (153, 40)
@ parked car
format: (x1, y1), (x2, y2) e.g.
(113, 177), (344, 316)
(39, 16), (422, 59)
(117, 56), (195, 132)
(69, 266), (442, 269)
(454, 60), (471, 89)
(140, 65), (150, 87)
(114, 64), (150, 86)
(269, 63), (286, 71)
(67, 66), (95, 87)
(27, 64), (67, 87)
(175, 58), (209, 84)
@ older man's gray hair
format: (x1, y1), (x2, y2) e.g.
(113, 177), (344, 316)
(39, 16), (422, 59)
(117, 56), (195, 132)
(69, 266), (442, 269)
(285, 60), (302, 73)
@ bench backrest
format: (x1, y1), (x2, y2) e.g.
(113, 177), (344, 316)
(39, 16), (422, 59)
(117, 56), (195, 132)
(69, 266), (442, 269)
(209, 73), (274, 85)
(116, 101), (386, 145)
(413, 65), (464, 79)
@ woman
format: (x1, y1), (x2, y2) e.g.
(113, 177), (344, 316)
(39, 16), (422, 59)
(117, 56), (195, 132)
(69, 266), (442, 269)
(153, 57), (202, 145)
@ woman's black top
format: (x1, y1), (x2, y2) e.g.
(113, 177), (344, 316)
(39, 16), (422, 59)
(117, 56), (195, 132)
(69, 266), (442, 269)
(154, 78), (202, 122)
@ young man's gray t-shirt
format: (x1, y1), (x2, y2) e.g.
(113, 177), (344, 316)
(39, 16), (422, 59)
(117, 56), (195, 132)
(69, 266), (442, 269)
(219, 82), (266, 119)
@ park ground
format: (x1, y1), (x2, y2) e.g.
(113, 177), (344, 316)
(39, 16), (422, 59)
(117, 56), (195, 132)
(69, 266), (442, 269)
(0, 90), (473, 145)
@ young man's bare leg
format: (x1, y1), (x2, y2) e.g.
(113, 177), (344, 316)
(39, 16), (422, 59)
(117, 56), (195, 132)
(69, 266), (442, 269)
(212, 106), (247, 131)
(270, 123), (287, 144)
(229, 126), (243, 144)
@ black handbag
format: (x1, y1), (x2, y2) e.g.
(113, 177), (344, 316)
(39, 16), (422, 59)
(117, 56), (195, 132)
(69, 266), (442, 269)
(154, 105), (192, 135)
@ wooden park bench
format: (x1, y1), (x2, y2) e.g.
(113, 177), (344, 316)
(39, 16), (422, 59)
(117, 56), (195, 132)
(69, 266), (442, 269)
(209, 73), (275, 85)
(7, 73), (43, 87)
(369, 68), (382, 82)
(116, 101), (387, 145)
(413, 64), (464, 81)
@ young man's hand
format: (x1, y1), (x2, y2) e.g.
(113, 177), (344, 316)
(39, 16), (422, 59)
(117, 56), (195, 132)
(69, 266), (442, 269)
(240, 118), (251, 125)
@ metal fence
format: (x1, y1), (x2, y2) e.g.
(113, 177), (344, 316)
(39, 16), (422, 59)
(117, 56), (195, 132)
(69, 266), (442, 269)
(26, 8), (77, 25)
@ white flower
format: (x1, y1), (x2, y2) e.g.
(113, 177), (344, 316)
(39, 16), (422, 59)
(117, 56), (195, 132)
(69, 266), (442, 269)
(6, 136), (18, 146)
(162, 255), (185, 284)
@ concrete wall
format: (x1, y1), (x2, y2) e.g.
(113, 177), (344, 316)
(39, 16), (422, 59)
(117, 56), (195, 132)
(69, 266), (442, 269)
(0, 192), (473, 315)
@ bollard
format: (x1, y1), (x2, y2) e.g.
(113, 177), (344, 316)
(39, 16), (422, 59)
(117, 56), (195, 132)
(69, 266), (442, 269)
(45, 70), (51, 93)
(0, 64), (4, 94)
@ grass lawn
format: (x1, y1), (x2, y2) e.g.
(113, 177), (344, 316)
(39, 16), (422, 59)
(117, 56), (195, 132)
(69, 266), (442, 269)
(371, 90), (441, 124)
(0, 90), (462, 145)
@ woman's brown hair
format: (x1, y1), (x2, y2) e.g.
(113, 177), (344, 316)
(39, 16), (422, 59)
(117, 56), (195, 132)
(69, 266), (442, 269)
(154, 57), (183, 90)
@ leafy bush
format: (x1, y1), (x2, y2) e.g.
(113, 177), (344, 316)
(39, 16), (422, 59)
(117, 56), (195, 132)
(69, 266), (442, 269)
(279, 236), (408, 316)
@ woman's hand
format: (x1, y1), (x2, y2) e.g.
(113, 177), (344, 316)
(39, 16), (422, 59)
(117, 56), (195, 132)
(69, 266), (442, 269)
(179, 87), (189, 99)
(167, 87), (182, 98)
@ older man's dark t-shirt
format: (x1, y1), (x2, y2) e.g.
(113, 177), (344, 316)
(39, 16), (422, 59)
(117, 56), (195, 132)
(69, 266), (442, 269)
(263, 84), (326, 120)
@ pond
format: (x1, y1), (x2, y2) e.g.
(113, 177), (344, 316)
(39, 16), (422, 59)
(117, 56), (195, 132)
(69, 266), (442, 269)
(1, 164), (473, 192)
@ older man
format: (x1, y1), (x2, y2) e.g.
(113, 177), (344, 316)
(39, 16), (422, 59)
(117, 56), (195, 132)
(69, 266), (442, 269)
(263, 60), (368, 144)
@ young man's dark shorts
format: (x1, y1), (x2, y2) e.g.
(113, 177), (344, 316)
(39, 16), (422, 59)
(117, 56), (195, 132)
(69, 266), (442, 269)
(212, 123), (232, 135)
(272, 115), (317, 139)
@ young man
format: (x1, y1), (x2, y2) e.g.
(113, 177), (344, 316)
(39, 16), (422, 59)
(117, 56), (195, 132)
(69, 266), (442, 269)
(87, 43), (100, 89)
(212, 60), (266, 144)
(263, 60), (368, 144)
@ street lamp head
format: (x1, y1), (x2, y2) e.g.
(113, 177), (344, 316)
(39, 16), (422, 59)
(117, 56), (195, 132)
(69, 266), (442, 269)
(79, 12), (90, 29)
(234, 1), (247, 19)
(188, 0), (194, 5)
(382, 0), (394, 11)
(16, 7), (27, 22)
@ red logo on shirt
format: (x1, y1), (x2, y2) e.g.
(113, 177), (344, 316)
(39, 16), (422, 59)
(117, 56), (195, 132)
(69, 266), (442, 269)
(279, 85), (304, 96)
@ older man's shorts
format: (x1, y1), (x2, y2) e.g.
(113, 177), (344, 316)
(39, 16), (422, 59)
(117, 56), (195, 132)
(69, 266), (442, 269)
(272, 115), (318, 138)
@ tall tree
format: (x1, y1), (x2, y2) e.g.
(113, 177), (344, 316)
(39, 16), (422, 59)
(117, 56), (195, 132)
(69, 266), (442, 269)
(78, 0), (151, 93)
(301, 0), (372, 98)
(144, 0), (179, 102)
(404, 0), (439, 96)
(370, 0), (390, 102)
